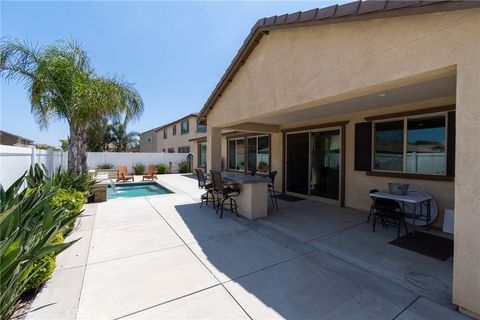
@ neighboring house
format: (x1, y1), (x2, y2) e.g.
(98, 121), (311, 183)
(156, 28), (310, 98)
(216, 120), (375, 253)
(198, 1), (480, 318)
(140, 113), (207, 168)
(0, 130), (34, 146)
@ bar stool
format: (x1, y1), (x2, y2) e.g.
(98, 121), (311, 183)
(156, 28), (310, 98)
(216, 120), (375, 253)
(268, 171), (279, 210)
(210, 170), (240, 219)
(194, 168), (214, 208)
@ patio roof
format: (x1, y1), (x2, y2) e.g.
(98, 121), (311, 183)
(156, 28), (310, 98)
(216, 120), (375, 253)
(197, 0), (480, 124)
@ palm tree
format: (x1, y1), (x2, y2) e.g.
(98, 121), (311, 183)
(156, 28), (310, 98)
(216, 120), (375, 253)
(0, 39), (143, 174)
(110, 119), (140, 152)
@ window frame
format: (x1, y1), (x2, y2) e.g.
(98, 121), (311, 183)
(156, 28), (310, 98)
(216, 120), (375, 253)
(196, 123), (207, 133)
(227, 134), (271, 174)
(181, 120), (189, 135)
(372, 112), (448, 176)
(163, 129), (167, 140)
(198, 141), (207, 168)
(173, 125), (176, 136)
(177, 146), (190, 153)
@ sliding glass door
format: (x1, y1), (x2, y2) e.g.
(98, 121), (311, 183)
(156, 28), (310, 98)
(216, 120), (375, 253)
(286, 132), (310, 195)
(310, 130), (340, 200)
(286, 128), (341, 201)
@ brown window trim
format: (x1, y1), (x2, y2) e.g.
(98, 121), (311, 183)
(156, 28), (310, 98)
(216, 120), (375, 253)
(227, 134), (271, 175)
(364, 105), (455, 122)
(281, 121), (349, 133)
(366, 171), (453, 182)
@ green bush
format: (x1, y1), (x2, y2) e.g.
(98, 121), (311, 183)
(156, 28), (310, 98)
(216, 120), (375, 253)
(133, 163), (145, 175)
(97, 163), (114, 169)
(50, 188), (85, 235)
(178, 161), (189, 173)
(0, 173), (80, 319)
(156, 163), (168, 174)
(23, 233), (64, 292)
(26, 164), (95, 196)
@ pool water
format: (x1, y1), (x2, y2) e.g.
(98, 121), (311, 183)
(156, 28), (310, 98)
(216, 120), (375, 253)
(107, 182), (173, 199)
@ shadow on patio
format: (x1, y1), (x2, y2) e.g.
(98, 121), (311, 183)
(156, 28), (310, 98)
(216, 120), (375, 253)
(170, 198), (458, 319)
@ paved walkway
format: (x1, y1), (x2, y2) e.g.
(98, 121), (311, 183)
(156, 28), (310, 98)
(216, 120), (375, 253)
(26, 174), (467, 319)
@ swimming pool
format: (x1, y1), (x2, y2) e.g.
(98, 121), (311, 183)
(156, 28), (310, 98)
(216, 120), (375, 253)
(107, 182), (173, 199)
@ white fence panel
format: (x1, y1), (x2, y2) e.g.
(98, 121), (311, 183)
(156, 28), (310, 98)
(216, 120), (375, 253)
(0, 145), (67, 188)
(86, 152), (188, 173)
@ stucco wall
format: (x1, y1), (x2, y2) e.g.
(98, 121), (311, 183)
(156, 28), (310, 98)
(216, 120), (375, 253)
(205, 9), (480, 317)
(155, 116), (206, 153)
(139, 129), (157, 152)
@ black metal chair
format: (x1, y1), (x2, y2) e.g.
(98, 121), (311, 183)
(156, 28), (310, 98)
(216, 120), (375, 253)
(210, 170), (240, 219)
(268, 171), (279, 210)
(371, 197), (409, 238)
(194, 168), (214, 209)
(367, 189), (379, 223)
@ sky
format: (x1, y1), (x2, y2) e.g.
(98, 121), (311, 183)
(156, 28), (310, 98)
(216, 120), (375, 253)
(1, 0), (345, 147)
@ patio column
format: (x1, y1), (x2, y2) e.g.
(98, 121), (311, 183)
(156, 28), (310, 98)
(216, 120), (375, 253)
(207, 126), (222, 171)
(453, 61), (480, 319)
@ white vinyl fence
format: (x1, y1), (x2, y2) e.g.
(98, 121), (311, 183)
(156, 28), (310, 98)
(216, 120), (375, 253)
(0, 147), (189, 189)
(0, 145), (67, 189)
(87, 152), (188, 173)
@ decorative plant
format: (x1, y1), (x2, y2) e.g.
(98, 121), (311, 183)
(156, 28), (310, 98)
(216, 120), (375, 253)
(133, 163), (145, 175)
(97, 163), (114, 169)
(0, 174), (80, 319)
(178, 161), (189, 174)
(156, 163), (168, 174)
(0, 39), (144, 175)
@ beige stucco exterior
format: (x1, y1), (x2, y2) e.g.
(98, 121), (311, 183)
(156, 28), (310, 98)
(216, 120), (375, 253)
(205, 9), (480, 317)
(140, 115), (207, 167)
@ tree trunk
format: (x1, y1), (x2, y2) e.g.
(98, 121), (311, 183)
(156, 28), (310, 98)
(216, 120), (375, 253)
(68, 124), (88, 175)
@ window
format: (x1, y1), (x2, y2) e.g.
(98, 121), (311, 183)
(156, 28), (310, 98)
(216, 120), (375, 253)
(163, 129), (167, 139)
(167, 147), (175, 153)
(173, 125), (176, 136)
(181, 120), (189, 134)
(228, 138), (245, 171)
(147, 136), (152, 142)
(374, 114), (446, 175)
(247, 136), (270, 173)
(228, 135), (270, 173)
(198, 142), (207, 168)
(178, 146), (190, 153)
(162, 148), (166, 152)
(197, 124), (207, 133)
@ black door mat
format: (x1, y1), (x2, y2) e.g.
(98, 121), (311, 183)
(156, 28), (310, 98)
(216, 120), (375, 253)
(276, 194), (306, 202)
(389, 231), (453, 261)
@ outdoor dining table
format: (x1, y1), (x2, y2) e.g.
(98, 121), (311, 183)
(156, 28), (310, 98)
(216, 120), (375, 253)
(369, 191), (432, 236)
(206, 172), (270, 219)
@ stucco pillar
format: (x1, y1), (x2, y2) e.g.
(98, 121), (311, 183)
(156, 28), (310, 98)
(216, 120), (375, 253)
(453, 61), (480, 319)
(207, 127), (222, 171)
(270, 132), (283, 192)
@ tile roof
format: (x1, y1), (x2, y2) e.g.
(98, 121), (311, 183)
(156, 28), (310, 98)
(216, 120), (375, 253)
(198, 0), (480, 124)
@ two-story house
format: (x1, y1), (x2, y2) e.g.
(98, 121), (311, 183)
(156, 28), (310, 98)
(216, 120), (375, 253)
(140, 113), (207, 168)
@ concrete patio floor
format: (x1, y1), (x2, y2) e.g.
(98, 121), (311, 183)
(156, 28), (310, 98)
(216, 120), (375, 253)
(26, 174), (467, 320)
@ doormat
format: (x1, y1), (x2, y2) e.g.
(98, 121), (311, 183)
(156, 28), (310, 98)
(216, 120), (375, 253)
(389, 231), (453, 261)
(276, 194), (306, 202)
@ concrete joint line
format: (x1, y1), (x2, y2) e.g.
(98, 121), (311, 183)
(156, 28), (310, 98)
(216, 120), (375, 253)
(146, 198), (254, 320)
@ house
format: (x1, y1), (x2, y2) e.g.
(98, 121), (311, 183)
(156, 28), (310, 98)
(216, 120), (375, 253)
(140, 113), (208, 169)
(0, 130), (34, 146)
(198, 1), (480, 318)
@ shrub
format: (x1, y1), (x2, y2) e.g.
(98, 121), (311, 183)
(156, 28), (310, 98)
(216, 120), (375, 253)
(97, 163), (114, 169)
(0, 174), (80, 319)
(178, 161), (189, 173)
(156, 163), (168, 174)
(26, 164), (95, 196)
(23, 233), (64, 292)
(50, 188), (85, 235)
(133, 163), (145, 175)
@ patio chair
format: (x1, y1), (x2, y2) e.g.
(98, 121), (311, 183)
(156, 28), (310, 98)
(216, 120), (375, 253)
(371, 197), (409, 238)
(210, 170), (240, 219)
(143, 165), (158, 181)
(194, 168), (215, 209)
(117, 165), (134, 182)
(268, 171), (279, 210)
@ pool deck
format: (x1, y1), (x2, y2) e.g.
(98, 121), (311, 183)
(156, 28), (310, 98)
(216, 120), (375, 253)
(25, 174), (466, 320)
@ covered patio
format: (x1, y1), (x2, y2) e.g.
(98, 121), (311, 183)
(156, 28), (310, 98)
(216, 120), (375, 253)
(26, 174), (463, 319)
(199, 2), (480, 317)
